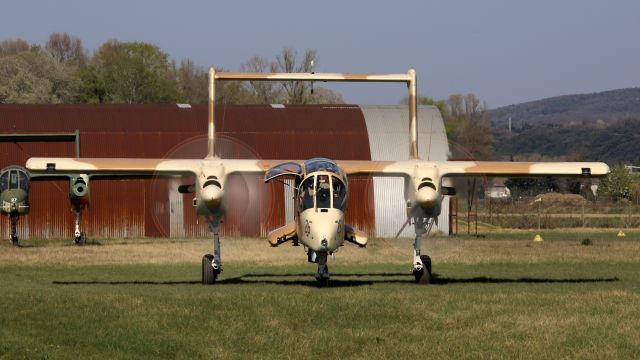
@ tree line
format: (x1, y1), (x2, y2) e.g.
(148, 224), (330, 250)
(0, 33), (343, 105)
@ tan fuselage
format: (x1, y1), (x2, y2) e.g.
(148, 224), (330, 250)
(297, 207), (345, 252)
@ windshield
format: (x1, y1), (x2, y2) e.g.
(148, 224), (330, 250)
(316, 175), (331, 208)
(332, 176), (347, 210)
(0, 168), (29, 192)
(299, 176), (315, 211)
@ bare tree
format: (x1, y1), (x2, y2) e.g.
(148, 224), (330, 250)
(241, 55), (279, 103)
(274, 48), (317, 104)
(0, 39), (30, 57)
(45, 32), (87, 65)
(176, 58), (208, 104)
(446, 93), (494, 160)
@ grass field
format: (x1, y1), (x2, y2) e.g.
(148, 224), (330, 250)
(1, 230), (639, 359)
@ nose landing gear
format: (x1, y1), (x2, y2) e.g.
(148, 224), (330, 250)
(9, 214), (19, 246)
(412, 217), (434, 284)
(202, 218), (222, 285)
(309, 250), (330, 287)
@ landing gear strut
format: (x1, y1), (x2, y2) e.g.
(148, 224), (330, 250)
(202, 217), (222, 284)
(72, 205), (86, 245)
(314, 251), (330, 287)
(9, 214), (19, 246)
(412, 217), (434, 284)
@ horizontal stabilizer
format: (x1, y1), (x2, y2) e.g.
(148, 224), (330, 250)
(345, 224), (367, 248)
(267, 222), (298, 247)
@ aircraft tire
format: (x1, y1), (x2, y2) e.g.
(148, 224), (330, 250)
(10, 236), (19, 246)
(414, 255), (432, 284)
(202, 254), (217, 285)
(74, 232), (87, 245)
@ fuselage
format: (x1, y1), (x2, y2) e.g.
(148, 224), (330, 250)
(293, 159), (349, 252)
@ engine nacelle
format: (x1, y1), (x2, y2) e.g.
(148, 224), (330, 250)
(195, 176), (224, 216)
(415, 181), (439, 209)
(69, 175), (90, 209)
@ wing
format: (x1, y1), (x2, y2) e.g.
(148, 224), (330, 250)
(336, 160), (610, 178)
(26, 158), (200, 178)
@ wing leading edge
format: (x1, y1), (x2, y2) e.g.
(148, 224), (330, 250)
(336, 160), (610, 178)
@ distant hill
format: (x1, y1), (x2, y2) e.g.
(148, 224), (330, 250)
(490, 88), (640, 128)
(494, 118), (640, 165)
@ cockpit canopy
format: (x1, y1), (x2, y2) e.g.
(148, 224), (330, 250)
(0, 166), (30, 192)
(299, 174), (347, 211)
(303, 158), (346, 179)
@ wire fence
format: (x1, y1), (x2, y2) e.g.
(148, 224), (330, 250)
(469, 196), (640, 229)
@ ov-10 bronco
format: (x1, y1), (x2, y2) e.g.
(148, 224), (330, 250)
(25, 68), (610, 286)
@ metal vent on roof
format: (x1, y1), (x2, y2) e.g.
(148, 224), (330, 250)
(270, 104), (285, 109)
(176, 104), (192, 109)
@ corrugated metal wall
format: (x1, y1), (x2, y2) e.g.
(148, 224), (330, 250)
(0, 104), (376, 239)
(360, 105), (451, 237)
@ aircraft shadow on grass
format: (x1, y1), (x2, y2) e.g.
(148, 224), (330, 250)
(51, 273), (619, 288)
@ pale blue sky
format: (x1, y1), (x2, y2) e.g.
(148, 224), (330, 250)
(1, 1), (638, 108)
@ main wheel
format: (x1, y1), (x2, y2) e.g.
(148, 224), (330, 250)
(10, 235), (19, 246)
(74, 232), (87, 245)
(414, 255), (432, 284)
(202, 254), (218, 285)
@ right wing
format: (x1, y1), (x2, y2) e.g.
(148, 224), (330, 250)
(26, 158), (202, 178)
(336, 160), (610, 178)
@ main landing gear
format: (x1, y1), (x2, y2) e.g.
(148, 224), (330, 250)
(72, 204), (87, 245)
(202, 217), (222, 284)
(412, 217), (434, 284)
(8, 214), (19, 246)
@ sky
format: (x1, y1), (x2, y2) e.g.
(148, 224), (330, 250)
(1, 0), (639, 108)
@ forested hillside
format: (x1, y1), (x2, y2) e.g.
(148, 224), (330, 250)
(495, 117), (640, 165)
(490, 88), (640, 128)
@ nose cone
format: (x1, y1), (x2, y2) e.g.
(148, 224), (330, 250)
(312, 222), (341, 251)
(299, 208), (345, 252)
(201, 185), (223, 211)
(415, 187), (438, 209)
(1, 189), (28, 214)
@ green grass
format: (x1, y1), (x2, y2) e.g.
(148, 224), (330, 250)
(1, 231), (640, 359)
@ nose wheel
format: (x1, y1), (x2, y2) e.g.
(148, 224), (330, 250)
(202, 218), (222, 285)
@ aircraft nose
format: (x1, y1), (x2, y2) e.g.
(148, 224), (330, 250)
(201, 185), (223, 211)
(415, 186), (438, 209)
(313, 222), (341, 251)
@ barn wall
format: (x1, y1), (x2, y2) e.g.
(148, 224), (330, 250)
(0, 104), (378, 239)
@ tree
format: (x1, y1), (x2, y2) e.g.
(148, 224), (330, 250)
(0, 38), (30, 57)
(598, 165), (633, 201)
(45, 32), (87, 65)
(237, 48), (344, 105)
(0, 48), (80, 104)
(241, 55), (279, 103)
(274, 48), (316, 104)
(175, 58), (208, 104)
(92, 40), (180, 104)
(445, 93), (495, 160)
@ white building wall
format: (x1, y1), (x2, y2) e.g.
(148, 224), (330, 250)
(360, 105), (451, 237)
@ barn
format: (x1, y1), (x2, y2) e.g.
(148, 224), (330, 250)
(0, 104), (451, 239)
